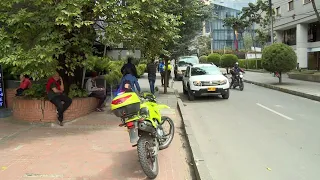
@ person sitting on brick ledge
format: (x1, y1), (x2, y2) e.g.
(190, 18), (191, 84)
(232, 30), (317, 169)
(85, 72), (106, 112)
(16, 74), (32, 96)
(46, 72), (72, 126)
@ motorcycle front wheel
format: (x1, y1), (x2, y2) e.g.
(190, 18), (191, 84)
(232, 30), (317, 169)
(239, 80), (244, 91)
(159, 116), (175, 150)
(137, 135), (159, 179)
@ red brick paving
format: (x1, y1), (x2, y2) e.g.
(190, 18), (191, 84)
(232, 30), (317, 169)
(0, 109), (193, 180)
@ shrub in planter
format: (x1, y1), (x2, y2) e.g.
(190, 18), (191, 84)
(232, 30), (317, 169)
(68, 84), (88, 99)
(23, 84), (47, 99)
(207, 53), (221, 66)
(199, 56), (208, 63)
(238, 59), (262, 69)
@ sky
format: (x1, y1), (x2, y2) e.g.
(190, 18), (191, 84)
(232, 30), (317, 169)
(212, 0), (257, 10)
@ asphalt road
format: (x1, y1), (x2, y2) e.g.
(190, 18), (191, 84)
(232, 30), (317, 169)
(174, 79), (320, 180)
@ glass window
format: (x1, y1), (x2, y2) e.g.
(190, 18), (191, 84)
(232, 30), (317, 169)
(178, 56), (199, 67)
(191, 65), (221, 76)
(276, 7), (280, 16)
(288, 1), (294, 11)
(308, 22), (320, 42)
(283, 28), (296, 45)
(304, 0), (311, 4)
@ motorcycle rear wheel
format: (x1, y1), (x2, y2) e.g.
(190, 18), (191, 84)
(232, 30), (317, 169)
(137, 136), (159, 179)
(159, 116), (175, 150)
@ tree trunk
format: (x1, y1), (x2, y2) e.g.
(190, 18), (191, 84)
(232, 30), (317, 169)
(278, 72), (282, 84)
(164, 59), (169, 94)
(311, 0), (320, 23)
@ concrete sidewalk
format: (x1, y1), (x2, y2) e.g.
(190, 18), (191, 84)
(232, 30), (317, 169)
(0, 76), (194, 180)
(243, 71), (320, 101)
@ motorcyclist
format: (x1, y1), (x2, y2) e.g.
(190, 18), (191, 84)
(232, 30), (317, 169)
(230, 62), (244, 87)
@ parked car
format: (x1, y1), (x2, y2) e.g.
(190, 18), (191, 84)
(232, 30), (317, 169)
(174, 56), (199, 81)
(182, 63), (230, 101)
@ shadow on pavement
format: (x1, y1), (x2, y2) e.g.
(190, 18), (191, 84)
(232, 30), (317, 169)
(178, 93), (226, 103)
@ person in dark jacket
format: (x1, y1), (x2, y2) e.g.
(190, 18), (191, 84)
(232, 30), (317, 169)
(147, 60), (157, 94)
(121, 57), (138, 77)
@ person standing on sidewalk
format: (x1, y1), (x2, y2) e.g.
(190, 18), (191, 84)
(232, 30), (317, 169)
(158, 60), (165, 86)
(147, 60), (157, 94)
(164, 61), (172, 87)
(46, 72), (72, 126)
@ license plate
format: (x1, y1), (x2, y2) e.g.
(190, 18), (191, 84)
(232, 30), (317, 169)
(208, 87), (216, 91)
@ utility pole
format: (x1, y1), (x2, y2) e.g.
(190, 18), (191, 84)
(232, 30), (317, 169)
(268, 0), (274, 44)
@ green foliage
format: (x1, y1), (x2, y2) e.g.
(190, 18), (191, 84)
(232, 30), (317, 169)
(85, 56), (111, 73)
(104, 61), (123, 87)
(262, 43), (297, 73)
(193, 36), (211, 56)
(68, 84), (88, 99)
(166, 1), (212, 57)
(23, 84), (46, 99)
(199, 56), (208, 63)
(238, 59), (262, 69)
(137, 64), (147, 77)
(0, 0), (183, 79)
(220, 54), (238, 68)
(207, 53), (221, 66)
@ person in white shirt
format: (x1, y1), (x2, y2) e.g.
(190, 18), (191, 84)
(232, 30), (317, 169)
(86, 72), (106, 112)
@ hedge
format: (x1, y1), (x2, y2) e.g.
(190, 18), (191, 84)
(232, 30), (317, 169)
(238, 59), (262, 69)
(207, 53), (221, 66)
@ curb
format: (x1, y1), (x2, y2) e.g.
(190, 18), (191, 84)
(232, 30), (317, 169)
(244, 79), (320, 102)
(177, 98), (214, 180)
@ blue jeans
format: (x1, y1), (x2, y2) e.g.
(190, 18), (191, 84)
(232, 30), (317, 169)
(149, 79), (156, 94)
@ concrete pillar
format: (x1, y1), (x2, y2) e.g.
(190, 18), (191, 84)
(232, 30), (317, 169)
(275, 30), (283, 43)
(296, 24), (308, 68)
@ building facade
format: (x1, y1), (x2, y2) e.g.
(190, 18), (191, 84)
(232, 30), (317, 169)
(205, 4), (245, 50)
(273, 0), (320, 70)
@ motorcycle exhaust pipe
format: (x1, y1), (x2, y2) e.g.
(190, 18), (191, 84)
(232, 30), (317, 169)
(138, 121), (156, 133)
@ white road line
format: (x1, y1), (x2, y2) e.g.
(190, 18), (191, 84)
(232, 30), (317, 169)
(256, 103), (294, 120)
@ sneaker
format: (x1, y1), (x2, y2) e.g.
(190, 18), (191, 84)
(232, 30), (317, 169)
(96, 108), (103, 112)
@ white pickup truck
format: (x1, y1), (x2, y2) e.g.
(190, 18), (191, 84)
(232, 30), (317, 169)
(174, 56), (199, 81)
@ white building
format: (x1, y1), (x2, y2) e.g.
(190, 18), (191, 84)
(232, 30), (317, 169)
(273, 0), (320, 70)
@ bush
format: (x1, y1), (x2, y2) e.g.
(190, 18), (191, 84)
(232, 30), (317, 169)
(199, 56), (208, 63)
(238, 59), (262, 69)
(262, 43), (297, 83)
(68, 84), (88, 99)
(220, 54), (238, 68)
(105, 61), (123, 87)
(23, 83), (47, 99)
(207, 53), (221, 66)
(137, 63), (147, 77)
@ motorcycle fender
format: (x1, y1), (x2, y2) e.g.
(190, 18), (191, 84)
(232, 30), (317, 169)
(156, 104), (170, 110)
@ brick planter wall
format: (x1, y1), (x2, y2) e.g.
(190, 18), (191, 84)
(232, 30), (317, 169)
(13, 97), (99, 122)
(5, 88), (16, 109)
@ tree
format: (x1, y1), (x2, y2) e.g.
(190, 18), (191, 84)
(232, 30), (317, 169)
(220, 54), (238, 73)
(243, 33), (253, 51)
(207, 53), (221, 66)
(166, 0), (212, 58)
(311, 0), (320, 23)
(223, 17), (249, 51)
(0, 0), (181, 93)
(193, 35), (211, 56)
(262, 43), (297, 83)
(255, 29), (269, 48)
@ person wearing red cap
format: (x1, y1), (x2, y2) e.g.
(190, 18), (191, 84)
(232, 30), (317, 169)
(86, 72), (106, 112)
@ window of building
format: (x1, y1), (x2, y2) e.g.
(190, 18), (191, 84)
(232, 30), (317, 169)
(283, 28), (296, 45)
(276, 7), (281, 16)
(308, 22), (320, 42)
(288, 1), (294, 11)
(304, 0), (311, 4)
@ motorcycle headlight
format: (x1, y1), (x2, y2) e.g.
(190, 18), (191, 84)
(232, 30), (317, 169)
(193, 81), (202, 86)
(177, 70), (182, 74)
(240, 74), (243, 78)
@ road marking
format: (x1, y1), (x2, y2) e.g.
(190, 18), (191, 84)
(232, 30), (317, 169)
(13, 145), (24, 151)
(256, 103), (294, 120)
